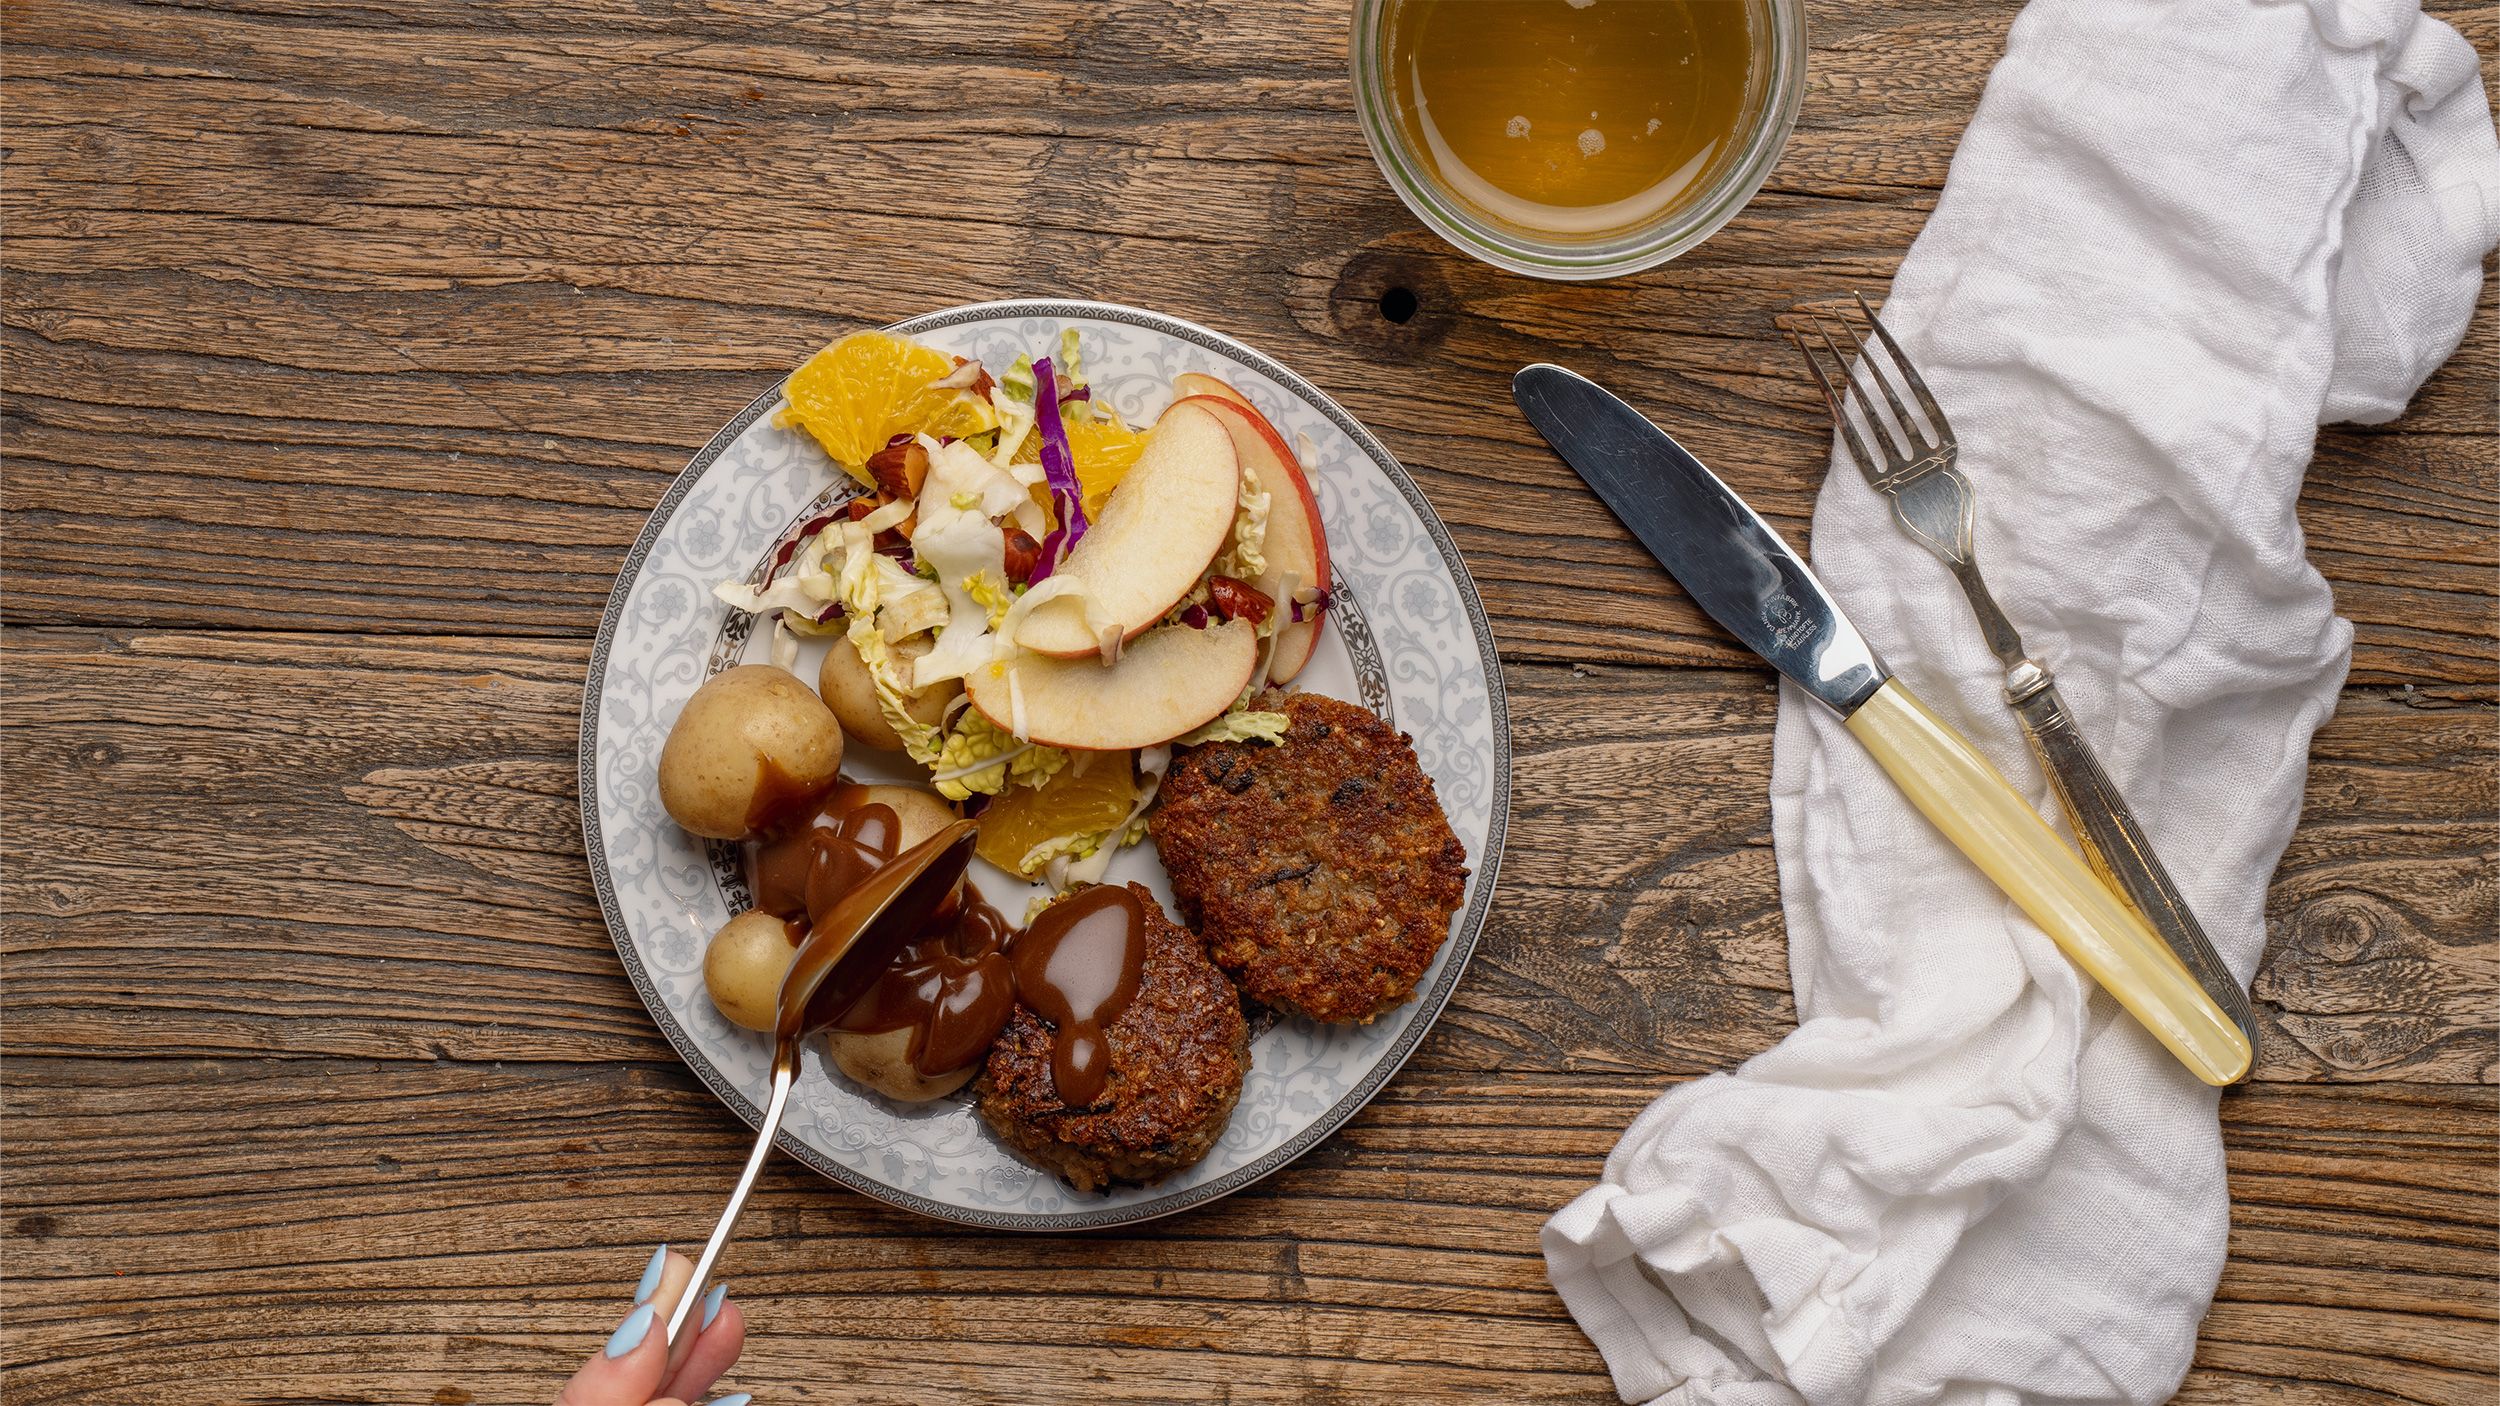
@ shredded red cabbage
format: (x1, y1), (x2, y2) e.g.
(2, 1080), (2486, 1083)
(1178, 603), (1210, 629)
(1025, 357), (1089, 584)
(762, 514), (839, 587)
(1289, 587), (1334, 624)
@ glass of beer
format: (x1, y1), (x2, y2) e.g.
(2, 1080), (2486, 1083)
(1352, 1), (1807, 280)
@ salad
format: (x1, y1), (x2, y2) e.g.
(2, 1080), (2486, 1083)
(714, 329), (1334, 889)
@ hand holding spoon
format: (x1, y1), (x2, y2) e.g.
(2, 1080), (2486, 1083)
(661, 818), (979, 1367)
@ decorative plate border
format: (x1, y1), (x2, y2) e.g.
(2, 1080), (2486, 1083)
(579, 300), (1511, 1230)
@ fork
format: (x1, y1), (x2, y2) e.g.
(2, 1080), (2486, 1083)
(1788, 294), (2260, 1075)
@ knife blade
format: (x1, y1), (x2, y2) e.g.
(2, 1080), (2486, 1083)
(1513, 363), (1887, 717)
(1511, 362), (2251, 1087)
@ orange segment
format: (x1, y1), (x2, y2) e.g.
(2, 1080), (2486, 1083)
(783, 332), (960, 482)
(922, 392), (1000, 443)
(1018, 411), (1150, 518)
(974, 752), (1137, 876)
(1063, 412), (1149, 514)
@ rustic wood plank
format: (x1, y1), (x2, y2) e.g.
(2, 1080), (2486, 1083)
(2, 1060), (2487, 1406)
(4, 0), (2491, 682)
(3, 630), (2488, 1085)
(4, 1), (2494, 1402)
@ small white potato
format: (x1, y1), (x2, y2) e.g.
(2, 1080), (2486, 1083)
(825, 1024), (980, 1103)
(658, 665), (844, 840)
(704, 910), (799, 1032)
(853, 784), (957, 852)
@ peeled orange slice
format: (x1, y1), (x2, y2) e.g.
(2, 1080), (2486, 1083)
(784, 332), (960, 480)
(1064, 413), (1149, 513)
(922, 392), (1000, 443)
(973, 753), (1137, 876)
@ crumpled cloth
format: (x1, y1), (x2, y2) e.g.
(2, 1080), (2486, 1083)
(1542, 2), (2499, 1403)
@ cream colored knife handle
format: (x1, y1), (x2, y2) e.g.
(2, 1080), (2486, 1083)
(1844, 679), (2253, 1086)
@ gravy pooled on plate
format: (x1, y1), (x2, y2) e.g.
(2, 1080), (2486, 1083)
(722, 780), (1023, 1100)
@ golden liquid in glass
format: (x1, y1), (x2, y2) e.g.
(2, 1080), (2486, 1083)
(1384, 0), (1758, 236)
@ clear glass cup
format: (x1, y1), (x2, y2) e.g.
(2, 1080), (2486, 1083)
(1351, 0), (1807, 281)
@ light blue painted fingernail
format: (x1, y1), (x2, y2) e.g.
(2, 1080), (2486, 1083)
(705, 1395), (752, 1406)
(700, 1283), (728, 1330)
(603, 1302), (656, 1358)
(632, 1244), (668, 1304)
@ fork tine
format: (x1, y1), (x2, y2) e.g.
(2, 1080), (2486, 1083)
(1809, 315), (1908, 461)
(1854, 291), (1948, 444)
(1787, 329), (1885, 484)
(1822, 308), (1928, 455)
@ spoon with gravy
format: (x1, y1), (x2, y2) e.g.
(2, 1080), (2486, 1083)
(661, 818), (979, 1363)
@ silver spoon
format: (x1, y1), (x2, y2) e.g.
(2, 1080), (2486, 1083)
(662, 818), (979, 1364)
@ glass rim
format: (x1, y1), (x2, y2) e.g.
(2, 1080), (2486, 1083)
(1351, 0), (1808, 282)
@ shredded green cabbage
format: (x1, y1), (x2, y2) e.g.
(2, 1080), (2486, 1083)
(1215, 475), (1272, 583)
(987, 331), (1087, 471)
(963, 570), (1014, 628)
(781, 610), (846, 639)
(1175, 707), (1289, 747)
(1016, 827), (1109, 874)
(997, 353), (1036, 405)
(990, 355), (1038, 466)
(1052, 327), (1086, 393)
(845, 617), (943, 763)
(930, 710), (1067, 802)
(911, 440), (1048, 684)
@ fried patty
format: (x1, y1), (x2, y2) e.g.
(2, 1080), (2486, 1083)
(1152, 691), (1468, 1024)
(975, 884), (1248, 1193)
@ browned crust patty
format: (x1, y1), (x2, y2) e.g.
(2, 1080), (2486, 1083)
(975, 884), (1248, 1193)
(1152, 691), (1468, 1024)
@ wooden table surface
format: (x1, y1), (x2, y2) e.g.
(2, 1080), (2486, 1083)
(5, 2), (2493, 1402)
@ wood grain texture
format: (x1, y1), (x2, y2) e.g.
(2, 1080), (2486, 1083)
(1, 633), (2492, 1404)
(5, 0), (2495, 680)
(2, 0), (2492, 1403)
(2, 1062), (2490, 1406)
(2, 633), (2489, 1084)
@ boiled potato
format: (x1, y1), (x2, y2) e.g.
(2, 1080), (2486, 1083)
(826, 1024), (980, 1103)
(704, 910), (800, 1032)
(819, 634), (959, 751)
(853, 783), (957, 852)
(658, 665), (844, 839)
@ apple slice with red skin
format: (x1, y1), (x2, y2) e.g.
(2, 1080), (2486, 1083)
(1172, 372), (1257, 413)
(967, 619), (1259, 751)
(1169, 393), (1333, 683)
(1013, 400), (1240, 660)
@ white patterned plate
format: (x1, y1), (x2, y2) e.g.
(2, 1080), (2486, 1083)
(581, 300), (1510, 1229)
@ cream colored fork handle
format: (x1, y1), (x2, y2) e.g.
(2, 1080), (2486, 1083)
(2008, 675), (2260, 1070)
(1845, 679), (2253, 1086)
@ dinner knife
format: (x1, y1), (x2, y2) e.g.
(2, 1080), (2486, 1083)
(1512, 363), (2251, 1087)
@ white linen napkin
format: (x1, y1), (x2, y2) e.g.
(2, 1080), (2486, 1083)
(1543, 3), (2499, 1403)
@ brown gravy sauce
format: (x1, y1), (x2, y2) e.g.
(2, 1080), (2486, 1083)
(745, 782), (1015, 1079)
(746, 782), (894, 922)
(743, 755), (836, 837)
(741, 778), (1150, 1101)
(831, 899), (1017, 1076)
(1009, 884), (1147, 1108)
